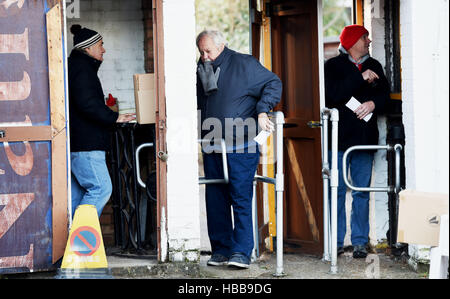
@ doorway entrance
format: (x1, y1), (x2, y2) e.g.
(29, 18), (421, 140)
(270, 0), (324, 255)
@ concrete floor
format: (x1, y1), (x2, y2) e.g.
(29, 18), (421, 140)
(3, 167), (425, 280)
(105, 250), (424, 279)
(3, 247), (425, 279)
(197, 252), (424, 279)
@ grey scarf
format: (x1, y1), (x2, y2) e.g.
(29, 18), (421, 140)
(338, 44), (370, 67)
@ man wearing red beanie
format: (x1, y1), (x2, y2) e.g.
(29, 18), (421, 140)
(324, 25), (390, 258)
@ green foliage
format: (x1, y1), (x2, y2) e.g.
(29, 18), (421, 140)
(323, 0), (352, 37)
(194, 0), (352, 52)
(195, 0), (250, 54)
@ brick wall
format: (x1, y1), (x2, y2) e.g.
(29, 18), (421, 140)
(400, 0), (449, 194)
(99, 201), (115, 246)
(162, 0), (201, 262)
(400, 0), (449, 266)
(142, 0), (154, 73)
(67, 0), (153, 246)
(363, 0), (389, 244)
(66, 0), (146, 114)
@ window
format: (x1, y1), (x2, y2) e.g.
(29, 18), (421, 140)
(323, 0), (353, 60)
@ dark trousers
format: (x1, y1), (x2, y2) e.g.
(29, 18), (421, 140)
(330, 150), (374, 247)
(203, 150), (260, 259)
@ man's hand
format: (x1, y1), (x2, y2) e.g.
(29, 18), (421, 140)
(198, 61), (220, 95)
(361, 69), (379, 83)
(354, 101), (375, 120)
(116, 113), (136, 123)
(258, 113), (275, 132)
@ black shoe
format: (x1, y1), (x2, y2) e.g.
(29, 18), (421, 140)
(353, 245), (368, 258)
(207, 253), (228, 266)
(338, 247), (345, 256)
(227, 253), (250, 269)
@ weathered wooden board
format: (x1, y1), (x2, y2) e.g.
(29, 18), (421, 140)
(0, 0), (68, 274)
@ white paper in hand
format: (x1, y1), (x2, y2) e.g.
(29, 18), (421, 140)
(346, 97), (373, 122)
(254, 130), (272, 145)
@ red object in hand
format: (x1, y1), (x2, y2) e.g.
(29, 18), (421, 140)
(106, 93), (117, 106)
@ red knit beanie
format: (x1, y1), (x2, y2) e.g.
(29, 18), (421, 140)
(339, 25), (369, 51)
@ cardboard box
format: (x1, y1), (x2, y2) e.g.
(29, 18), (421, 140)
(133, 73), (156, 124)
(397, 190), (449, 246)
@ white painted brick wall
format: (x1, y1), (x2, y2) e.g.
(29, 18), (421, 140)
(163, 0), (201, 262)
(66, 0), (145, 113)
(366, 0), (390, 243)
(400, 0), (449, 264)
(401, 0), (449, 194)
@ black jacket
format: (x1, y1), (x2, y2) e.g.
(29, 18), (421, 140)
(324, 52), (390, 150)
(68, 50), (118, 152)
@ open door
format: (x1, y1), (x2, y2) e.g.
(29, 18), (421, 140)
(0, 0), (68, 274)
(270, 0), (323, 255)
(152, 0), (169, 262)
(249, 0), (267, 257)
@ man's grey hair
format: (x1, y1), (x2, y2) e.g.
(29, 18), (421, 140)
(196, 30), (229, 48)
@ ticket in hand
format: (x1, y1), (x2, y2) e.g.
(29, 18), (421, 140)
(253, 130), (272, 145)
(346, 97), (373, 122)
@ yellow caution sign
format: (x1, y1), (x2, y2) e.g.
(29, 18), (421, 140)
(57, 205), (111, 278)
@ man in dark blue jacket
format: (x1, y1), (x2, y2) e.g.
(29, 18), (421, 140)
(197, 30), (282, 269)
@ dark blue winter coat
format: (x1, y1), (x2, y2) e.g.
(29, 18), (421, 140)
(197, 47), (282, 150)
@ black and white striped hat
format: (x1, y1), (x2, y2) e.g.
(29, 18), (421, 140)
(70, 24), (102, 49)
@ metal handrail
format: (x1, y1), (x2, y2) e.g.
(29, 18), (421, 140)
(342, 144), (403, 193)
(198, 138), (229, 185)
(135, 143), (154, 188)
(254, 174), (276, 185)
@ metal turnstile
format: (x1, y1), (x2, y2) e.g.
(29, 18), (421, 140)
(321, 106), (404, 275)
(199, 111), (285, 277)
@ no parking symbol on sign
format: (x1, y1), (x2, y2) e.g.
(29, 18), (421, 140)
(61, 205), (108, 269)
(70, 226), (101, 256)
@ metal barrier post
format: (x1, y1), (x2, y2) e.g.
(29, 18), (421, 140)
(320, 108), (339, 274)
(329, 109), (339, 274)
(251, 179), (259, 262)
(321, 109), (331, 262)
(270, 111), (285, 276)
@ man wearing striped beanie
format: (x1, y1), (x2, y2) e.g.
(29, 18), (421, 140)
(324, 25), (390, 259)
(71, 24), (105, 61)
(68, 25), (135, 219)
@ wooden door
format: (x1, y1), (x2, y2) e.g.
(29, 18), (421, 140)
(270, 0), (323, 255)
(0, 1), (68, 274)
(249, 0), (269, 256)
(152, 0), (169, 262)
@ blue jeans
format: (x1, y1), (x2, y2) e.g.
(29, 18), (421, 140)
(203, 150), (260, 259)
(71, 151), (112, 218)
(331, 150), (374, 248)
